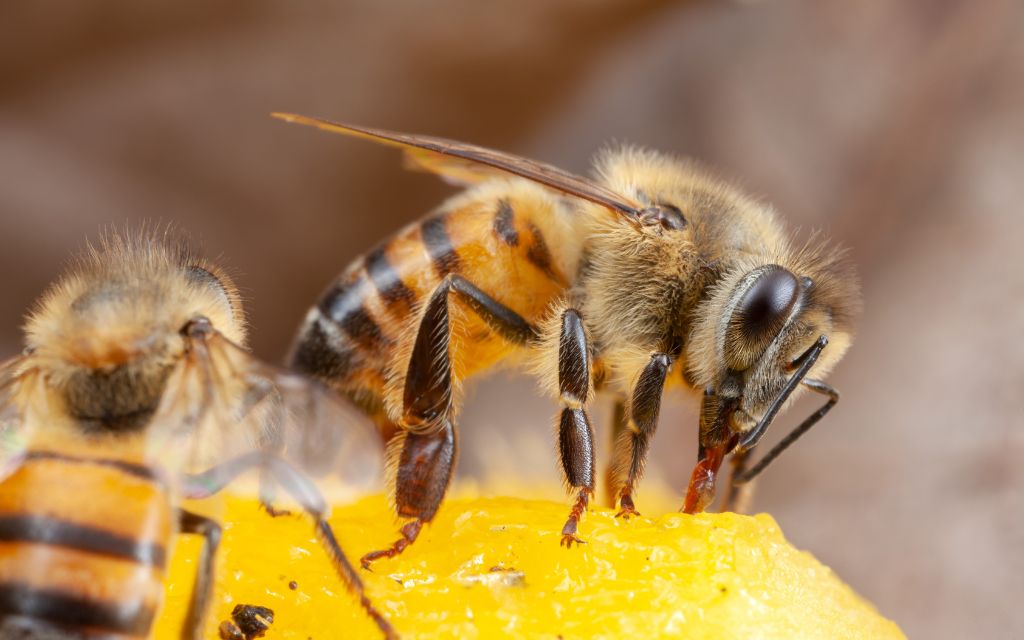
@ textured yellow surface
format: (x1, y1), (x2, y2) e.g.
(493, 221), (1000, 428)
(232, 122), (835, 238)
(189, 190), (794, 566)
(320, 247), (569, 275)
(156, 494), (904, 639)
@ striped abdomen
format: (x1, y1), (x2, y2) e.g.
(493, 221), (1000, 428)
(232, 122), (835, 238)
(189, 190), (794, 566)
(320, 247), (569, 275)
(0, 451), (172, 639)
(290, 188), (576, 429)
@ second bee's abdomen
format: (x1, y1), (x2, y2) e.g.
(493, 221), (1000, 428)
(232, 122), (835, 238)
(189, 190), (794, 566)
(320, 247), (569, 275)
(290, 193), (572, 425)
(0, 451), (172, 639)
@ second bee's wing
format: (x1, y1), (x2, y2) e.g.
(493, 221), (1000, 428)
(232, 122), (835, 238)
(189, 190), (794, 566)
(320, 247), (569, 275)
(147, 329), (383, 494)
(0, 356), (38, 481)
(272, 112), (646, 222)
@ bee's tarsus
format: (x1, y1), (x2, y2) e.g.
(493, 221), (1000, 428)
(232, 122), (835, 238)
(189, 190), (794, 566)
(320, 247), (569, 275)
(559, 488), (591, 548)
(360, 518), (424, 570)
(614, 490), (641, 519)
(178, 509), (222, 640)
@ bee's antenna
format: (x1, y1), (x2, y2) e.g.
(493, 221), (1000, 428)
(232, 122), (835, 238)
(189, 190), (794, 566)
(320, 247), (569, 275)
(733, 375), (839, 485)
(736, 335), (828, 452)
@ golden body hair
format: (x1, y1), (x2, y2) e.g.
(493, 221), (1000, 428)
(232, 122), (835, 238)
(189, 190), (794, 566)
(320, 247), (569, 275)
(280, 114), (860, 562)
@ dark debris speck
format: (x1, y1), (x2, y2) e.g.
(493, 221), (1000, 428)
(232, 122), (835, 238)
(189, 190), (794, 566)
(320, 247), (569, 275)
(231, 604), (275, 639)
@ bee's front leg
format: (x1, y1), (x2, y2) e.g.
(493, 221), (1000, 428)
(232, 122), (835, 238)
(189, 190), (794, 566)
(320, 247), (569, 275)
(555, 308), (596, 548)
(610, 352), (670, 519)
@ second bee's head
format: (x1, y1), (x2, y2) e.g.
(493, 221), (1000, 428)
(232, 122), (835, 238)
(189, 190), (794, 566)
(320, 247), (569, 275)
(23, 232), (244, 431)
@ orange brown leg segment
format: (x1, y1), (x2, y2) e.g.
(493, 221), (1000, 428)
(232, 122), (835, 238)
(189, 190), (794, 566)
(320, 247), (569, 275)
(682, 391), (739, 514)
(682, 441), (731, 514)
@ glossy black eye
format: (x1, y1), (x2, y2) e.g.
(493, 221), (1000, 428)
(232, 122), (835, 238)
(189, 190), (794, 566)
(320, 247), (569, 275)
(185, 265), (225, 292)
(736, 267), (799, 341)
(185, 265), (236, 317)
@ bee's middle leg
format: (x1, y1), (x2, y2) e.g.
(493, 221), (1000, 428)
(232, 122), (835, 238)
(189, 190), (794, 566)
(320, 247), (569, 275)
(556, 308), (597, 548)
(611, 352), (670, 519)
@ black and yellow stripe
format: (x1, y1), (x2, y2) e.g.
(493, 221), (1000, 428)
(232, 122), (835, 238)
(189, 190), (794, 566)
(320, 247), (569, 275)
(290, 198), (570, 436)
(364, 246), (415, 308)
(419, 215), (460, 277)
(0, 450), (171, 639)
(493, 199), (520, 247)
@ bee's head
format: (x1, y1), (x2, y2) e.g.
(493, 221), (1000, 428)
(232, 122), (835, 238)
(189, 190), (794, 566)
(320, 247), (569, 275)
(24, 231), (245, 431)
(686, 243), (860, 447)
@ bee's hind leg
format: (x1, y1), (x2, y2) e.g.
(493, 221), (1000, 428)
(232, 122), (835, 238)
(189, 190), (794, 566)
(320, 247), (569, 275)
(360, 279), (459, 571)
(359, 425), (456, 570)
(361, 274), (539, 569)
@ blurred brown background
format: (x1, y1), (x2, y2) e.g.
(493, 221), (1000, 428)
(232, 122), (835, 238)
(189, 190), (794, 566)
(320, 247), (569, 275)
(2, 1), (1021, 637)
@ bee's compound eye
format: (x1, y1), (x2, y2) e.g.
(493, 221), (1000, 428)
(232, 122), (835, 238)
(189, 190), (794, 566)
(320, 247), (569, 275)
(185, 264), (237, 319)
(186, 265), (229, 299)
(736, 267), (799, 341)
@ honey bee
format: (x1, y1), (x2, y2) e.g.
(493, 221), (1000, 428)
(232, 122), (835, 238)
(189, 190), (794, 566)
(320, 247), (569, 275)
(0, 232), (396, 639)
(276, 113), (861, 563)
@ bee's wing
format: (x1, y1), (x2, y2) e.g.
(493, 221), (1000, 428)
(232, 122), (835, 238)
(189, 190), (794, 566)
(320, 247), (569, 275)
(272, 112), (645, 222)
(146, 330), (382, 493)
(0, 356), (37, 480)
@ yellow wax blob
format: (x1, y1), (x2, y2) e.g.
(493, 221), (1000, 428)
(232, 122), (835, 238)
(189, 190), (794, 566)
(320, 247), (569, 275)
(156, 494), (903, 639)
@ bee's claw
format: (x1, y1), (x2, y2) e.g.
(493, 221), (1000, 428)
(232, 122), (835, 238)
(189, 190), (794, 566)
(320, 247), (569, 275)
(360, 553), (380, 571)
(560, 533), (586, 548)
(615, 506), (641, 520)
(614, 490), (641, 520)
(260, 502), (292, 518)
